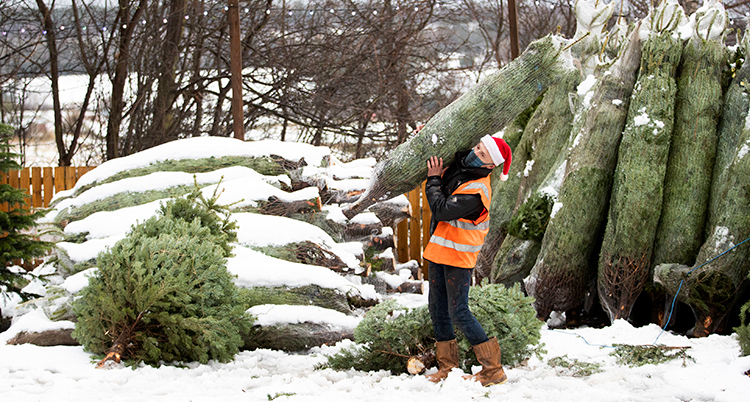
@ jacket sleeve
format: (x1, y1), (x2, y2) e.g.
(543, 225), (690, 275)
(425, 176), (484, 222)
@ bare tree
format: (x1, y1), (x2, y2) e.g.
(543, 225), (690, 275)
(105, 0), (147, 160)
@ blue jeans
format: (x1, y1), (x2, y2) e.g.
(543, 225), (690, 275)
(428, 261), (489, 346)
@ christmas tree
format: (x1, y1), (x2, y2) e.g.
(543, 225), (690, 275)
(72, 186), (253, 367)
(322, 283), (543, 374)
(0, 123), (52, 303)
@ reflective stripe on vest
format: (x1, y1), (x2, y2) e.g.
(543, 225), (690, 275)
(422, 176), (492, 268)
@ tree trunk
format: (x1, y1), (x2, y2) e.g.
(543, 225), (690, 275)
(35, 0), (65, 166)
(526, 26), (642, 320)
(343, 34), (574, 219)
(106, 0), (147, 160)
(144, 0), (186, 150)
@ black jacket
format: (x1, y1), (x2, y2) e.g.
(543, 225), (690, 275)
(425, 150), (493, 236)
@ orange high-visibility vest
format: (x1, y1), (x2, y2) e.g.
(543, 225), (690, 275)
(422, 176), (492, 268)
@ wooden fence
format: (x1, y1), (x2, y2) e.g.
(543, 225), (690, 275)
(1, 166), (95, 209)
(394, 181), (432, 277)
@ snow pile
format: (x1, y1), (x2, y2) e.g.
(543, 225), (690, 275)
(0, 318), (748, 401)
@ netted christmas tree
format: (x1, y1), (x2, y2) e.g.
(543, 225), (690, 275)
(72, 184), (252, 367)
(321, 284), (543, 374)
(734, 271), (750, 356)
(0, 123), (52, 302)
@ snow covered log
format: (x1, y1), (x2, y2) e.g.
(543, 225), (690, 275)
(244, 322), (354, 352)
(652, 0), (727, 269)
(525, 24), (642, 320)
(255, 195), (322, 217)
(245, 285), (354, 314)
(655, 27), (750, 337)
(342, 35), (575, 219)
(6, 329), (78, 346)
(598, 3), (685, 323)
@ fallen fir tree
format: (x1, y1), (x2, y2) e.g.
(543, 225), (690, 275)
(320, 284), (543, 374)
(342, 34), (575, 219)
(72, 187), (253, 367)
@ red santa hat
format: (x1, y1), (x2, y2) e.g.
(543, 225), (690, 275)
(480, 135), (512, 181)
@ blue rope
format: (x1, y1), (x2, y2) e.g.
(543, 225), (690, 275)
(653, 235), (750, 344)
(547, 328), (618, 349)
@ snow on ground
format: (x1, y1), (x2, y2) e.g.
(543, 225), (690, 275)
(0, 317), (748, 402)
(2, 136), (749, 401)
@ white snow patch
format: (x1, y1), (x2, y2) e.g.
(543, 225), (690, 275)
(634, 112), (651, 127)
(524, 160), (535, 177)
(248, 304), (361, 329)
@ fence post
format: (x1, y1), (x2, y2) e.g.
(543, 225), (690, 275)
(54, 166), (66, 197)
(408, 187), (421, 267)
(64, 166), (76, 190)
(421, 182), (432, 279)
(31, 167), (42, 208)
(8, 169), (19, 210)
(0, 171), (6, 211)
(42, 167), (53, 207)
(396, 218), (409, 264)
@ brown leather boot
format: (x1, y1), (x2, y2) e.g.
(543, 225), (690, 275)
(466, 337), (508, 386)
(425, 339), (460, 383)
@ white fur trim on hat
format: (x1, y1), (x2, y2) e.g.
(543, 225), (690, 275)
(480, 135), (505, 166)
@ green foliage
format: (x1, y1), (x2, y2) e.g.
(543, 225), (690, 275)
(155, 179), (239, 258)
(461, 283), (545, 367)
(610, 344), (693, 367)
(737, 301), (750, 356)
(268, 392), (296, 400)
(321, 298), (433, 373)
(72, 190), (252, 366)
(547, 355), (603, 377)
(507, 193), (553, 241)
(0, 124), (53, 302)
(321, 284), (543, 374)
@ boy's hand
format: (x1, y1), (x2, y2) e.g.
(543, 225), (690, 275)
(427, 156), (446, 177)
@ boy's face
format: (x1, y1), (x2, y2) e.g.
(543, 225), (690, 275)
(472, 142), (497, 168)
